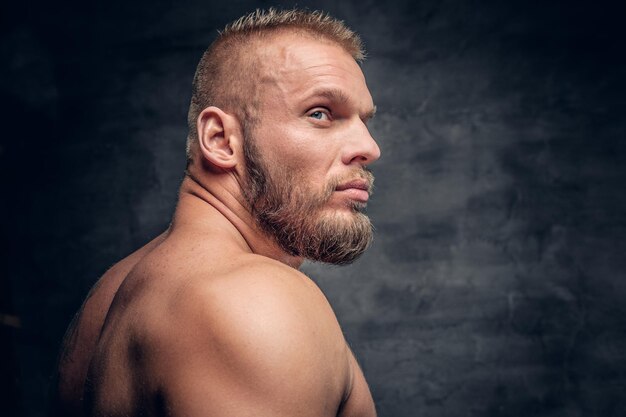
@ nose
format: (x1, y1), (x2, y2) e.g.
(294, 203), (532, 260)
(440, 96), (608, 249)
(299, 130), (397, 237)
(341, 120), (381, 166)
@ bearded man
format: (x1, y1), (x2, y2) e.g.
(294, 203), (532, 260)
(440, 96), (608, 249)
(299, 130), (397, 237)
(53, 8), (381, 417)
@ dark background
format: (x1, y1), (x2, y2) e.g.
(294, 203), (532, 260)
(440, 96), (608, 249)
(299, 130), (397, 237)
(2, 0), (625, 416)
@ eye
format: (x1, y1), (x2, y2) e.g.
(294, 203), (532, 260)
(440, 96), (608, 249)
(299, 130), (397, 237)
(308, 109), (331, 121)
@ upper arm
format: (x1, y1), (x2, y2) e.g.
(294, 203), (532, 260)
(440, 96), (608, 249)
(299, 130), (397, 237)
(155, 263), (351, 417)
(338, 350), (377, 417)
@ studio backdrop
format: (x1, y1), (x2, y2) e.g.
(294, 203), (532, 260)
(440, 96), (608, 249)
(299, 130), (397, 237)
(1, 0), (625, 416)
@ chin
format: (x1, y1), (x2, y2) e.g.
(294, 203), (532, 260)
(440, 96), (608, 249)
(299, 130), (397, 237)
(349, 200), (368, 212)
(326, 198), (368, 214)
(299, 210), (373, 265)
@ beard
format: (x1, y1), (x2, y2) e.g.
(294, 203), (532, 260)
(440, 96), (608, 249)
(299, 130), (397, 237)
(241, 132), (374, 265)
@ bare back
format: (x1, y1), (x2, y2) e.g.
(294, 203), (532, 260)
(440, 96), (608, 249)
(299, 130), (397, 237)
(53, 226), (376, 417)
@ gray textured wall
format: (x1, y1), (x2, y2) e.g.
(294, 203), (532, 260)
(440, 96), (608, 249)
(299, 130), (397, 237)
(1, 1), (625, 416)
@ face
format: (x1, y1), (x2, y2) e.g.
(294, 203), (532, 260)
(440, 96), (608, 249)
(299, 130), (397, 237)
(242, 33), (381, 265)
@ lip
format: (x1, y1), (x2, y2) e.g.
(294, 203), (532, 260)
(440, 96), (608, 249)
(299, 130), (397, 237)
(335, 180), (369, 192)
(335, 180), (370, 202)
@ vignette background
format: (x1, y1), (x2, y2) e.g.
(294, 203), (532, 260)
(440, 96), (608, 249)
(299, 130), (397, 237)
(1, 0), (625, 416)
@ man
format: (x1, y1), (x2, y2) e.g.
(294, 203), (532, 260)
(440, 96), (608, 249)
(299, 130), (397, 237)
(54, 8), (381, 417)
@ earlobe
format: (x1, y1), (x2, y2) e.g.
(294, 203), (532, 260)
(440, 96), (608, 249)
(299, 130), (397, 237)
(197, 106), (241, 169)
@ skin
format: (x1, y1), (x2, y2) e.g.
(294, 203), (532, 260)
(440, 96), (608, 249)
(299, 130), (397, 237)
(54, 31), (381, 417)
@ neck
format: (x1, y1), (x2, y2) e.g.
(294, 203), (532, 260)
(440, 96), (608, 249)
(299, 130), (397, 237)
(172, 172), (303, 269)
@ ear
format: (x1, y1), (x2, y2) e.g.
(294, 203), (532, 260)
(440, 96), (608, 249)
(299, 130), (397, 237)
(196, 106), (242, 169)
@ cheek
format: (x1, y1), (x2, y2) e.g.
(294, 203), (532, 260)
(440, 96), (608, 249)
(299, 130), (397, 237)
(262, 124), (339, 174)
(282, 151), (331, 182)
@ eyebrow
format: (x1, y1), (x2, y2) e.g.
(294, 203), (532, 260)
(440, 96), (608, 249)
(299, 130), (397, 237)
(313, 88), (350, 105)
(363, 105), (377, 122)
(308, 88), (377, 121)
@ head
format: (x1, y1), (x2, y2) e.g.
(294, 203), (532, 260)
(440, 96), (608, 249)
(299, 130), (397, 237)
(186, 8), (365, 160)
(187, 9), (380, 264)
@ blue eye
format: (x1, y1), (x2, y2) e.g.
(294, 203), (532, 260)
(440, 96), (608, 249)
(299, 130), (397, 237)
(309, 110), (330, 120)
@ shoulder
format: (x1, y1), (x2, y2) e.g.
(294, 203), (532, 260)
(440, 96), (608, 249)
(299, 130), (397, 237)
(151, 256), (351, 416)
(170, 254), (329, 322)
(170, 255), (345, 365)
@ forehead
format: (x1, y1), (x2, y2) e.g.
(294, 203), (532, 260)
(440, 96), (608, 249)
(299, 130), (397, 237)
(256, 32), (373, 108)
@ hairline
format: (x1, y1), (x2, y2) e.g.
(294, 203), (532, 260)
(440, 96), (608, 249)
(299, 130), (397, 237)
(186, 9), (366, 166)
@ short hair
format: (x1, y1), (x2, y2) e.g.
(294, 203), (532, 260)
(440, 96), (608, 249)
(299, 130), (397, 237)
(185, 8), (366, 165)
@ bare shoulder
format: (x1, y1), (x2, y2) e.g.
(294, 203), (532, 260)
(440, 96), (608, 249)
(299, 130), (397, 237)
(186, 256), (332, 317)
(151, 256), (353, 416)
(170, 255), (338, 330)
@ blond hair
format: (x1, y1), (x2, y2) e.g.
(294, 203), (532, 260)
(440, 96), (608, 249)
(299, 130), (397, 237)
(185, 8), (365, 165)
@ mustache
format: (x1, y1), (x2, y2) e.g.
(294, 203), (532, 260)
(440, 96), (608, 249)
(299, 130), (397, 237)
(323, 168), (375, 200)
(253, 166), (375, 216)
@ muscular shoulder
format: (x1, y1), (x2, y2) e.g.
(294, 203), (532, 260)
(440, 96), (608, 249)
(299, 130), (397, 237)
(187, 256), (328, 317)
(166, 255), (330, 324)
(151, 256), (352, 416)
(167, 255), (347, 370)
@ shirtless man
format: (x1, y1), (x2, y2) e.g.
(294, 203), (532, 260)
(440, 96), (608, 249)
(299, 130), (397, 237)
(53, 9), (381, 417)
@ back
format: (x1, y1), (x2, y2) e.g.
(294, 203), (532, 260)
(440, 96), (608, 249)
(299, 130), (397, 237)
(53, 228), (376, 417)
(52, 233), (167, 417)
